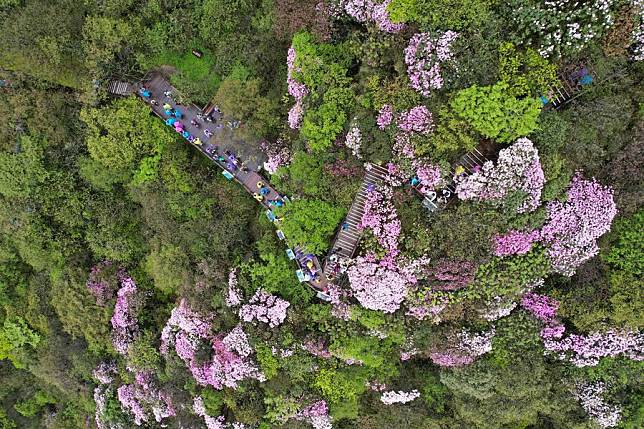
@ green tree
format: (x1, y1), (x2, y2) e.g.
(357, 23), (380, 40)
(80, 97), (173, 182)
(274, 199), (345, 254)
(450, 82), (542, 143)
(387, 0), (494, 30)
(0, 317), (40, 368)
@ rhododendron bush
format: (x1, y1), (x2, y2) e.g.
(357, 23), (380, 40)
(456, 138), (544, 213)
(160, 300), (265, 389)
(404, 31), (459, 96)
(540, 173), (617, 276)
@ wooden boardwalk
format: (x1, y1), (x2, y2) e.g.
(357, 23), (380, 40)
(137, 74), (328, 293)
(322, 164), (388, 277)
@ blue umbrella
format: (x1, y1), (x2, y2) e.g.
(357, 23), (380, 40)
(260, 187), (270, 196)
(164, 109), (173, 116)
(174, 110), (183, 119)
(182, 131), (190, 138)
(165, 118), (176, 126)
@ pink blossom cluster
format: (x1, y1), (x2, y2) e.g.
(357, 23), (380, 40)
(160, 301), (264, 389)
(92, 361), (117, 385)
(493, 229), (541, 257)
(397, 105), (434, 134)
(111, 274), (139, 355)
(455, 138), (544, 213)
(239, 289), (290, 328)
(522, 292), (644, 367)
(406, 301), (446, 322)
(521, 292), (560, 323)
(287, 46), (309, 129)
(415, 162), (442, 195)
(381, 162), (409, 187)
(287, 47), (309, 100)
(359, 185), (401, 257)
(225, 269), (242, 307)
(393, 133), (416, 159)
(288, 101), (304, 129)
(117, 372), (175, 426)
(86, 261), (115, 305)
(380, 390), (421, 405)
(261, 139), (292, 175)
(404, 31), (458, 96)
(575, 382), (622, 428)
(344, 0), (405, 33)
(543, 329), (644, 367)
(346, 254), (418, 313)
(295, 400), (333, 429)
(376, 104), (393, 129)
(345, 125), (362, 159)
(93, 386), (110, 429)
(540, 173), (617, 276)
(429, 328), (495, 367)
(193, 396), (247, 429)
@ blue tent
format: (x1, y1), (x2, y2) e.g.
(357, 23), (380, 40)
(165, 118), (176, 126)
(182, 131), (190, 138)
(164, 109), (173, 116)
(222, 170), (234, 180)
(174, 110), (183, 118)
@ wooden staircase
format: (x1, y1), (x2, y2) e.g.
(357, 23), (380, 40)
(107, 81), (133, 96)
(325, 164), (389, 262)
(419, 147), (490, 212)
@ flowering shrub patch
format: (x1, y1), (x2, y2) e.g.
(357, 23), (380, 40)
(110, 273), (140, 355)
(160, 301), (264, 389)
(344, 0), (405, 33)
(239, 289), (290, 328)
(455, 138), (544, 213)
(540, 173), (617, 276)
(493, 229), (541, 257)
(404, 31), (458, 96)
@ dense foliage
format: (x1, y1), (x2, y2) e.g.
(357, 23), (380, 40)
(0, 0), (642, 428)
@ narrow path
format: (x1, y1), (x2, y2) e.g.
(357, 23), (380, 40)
(137, 74), (329, 294)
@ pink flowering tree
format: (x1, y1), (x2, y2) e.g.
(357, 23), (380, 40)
(287, 46), (309, 129)
(346, 255), (411, 313)
(397, 105), (434, 134)
(225, 268), (243, 308)
(117, 371), (175, 426)
(86, 261), (118, 305)
(380, 390), (421, 405)
(540, 173), (617, 276)
(404, 31), (458, 96)
(261, 139), (291, 174)
(414, 162), (443, 196)
(455, 138), (545, 213)
(344, 0), (405, 33)
(521, 292), (644, 367)
(359, 185), (401, 257)
(239, 289), (290, 328)
(376, 104), (394, 129)
(193, 396), (247, 429)
(575, 382), (623, 428)
(110, 273), (140, 355)
(344, 123), (362, 159)
(493, 229), (541, 257)
(160, 301), (265, 389)
(294, 400), (333, 429)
